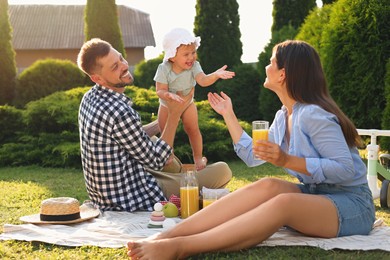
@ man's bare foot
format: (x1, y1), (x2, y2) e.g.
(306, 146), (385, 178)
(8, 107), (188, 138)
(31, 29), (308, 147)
(195, 157), (207, 171)
(127, 238), (183, 260)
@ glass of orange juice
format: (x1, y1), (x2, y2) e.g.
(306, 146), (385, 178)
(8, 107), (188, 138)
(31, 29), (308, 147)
(202, 190), (217, 208)
(252, 120), (269, 160)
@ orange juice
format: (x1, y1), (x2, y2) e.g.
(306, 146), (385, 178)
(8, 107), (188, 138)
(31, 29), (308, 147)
(252, 129), (269, 145)
(180, 186), (199, 218)
(202, 198), (215, 208)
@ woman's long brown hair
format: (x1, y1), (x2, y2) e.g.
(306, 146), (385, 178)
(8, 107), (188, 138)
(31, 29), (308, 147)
(274, 40), (361, 147)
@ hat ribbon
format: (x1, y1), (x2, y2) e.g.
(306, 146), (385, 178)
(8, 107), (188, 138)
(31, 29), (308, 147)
(40, 212), (81, 221)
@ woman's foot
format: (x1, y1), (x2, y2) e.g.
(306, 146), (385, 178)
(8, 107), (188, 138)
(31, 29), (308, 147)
(195, 157), (207, 171)
(127, 238), (183, 260)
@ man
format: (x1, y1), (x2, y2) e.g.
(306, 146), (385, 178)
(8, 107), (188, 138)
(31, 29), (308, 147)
(77, 38), (232, 212)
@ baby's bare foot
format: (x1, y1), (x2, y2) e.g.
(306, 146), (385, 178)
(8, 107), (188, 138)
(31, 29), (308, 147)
(195, 157), (207, 171)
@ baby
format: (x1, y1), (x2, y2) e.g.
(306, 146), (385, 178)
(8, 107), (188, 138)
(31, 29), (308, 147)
(154, 28), (235, 170)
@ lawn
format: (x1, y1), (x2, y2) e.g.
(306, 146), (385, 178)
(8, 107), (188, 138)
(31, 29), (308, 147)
(1, 161), (389, 259)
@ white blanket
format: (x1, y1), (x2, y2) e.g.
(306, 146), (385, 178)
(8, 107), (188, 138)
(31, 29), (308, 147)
(1, 211), (390, 251)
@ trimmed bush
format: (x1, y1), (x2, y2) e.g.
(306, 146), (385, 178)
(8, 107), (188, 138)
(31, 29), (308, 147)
(174, 100), (250, 163)
(0, 105), (24, 143)
(0, 85), (242, 167)
(133, 55), (163, 89)
(23, 87), (87, 135)
(15, 59), (87, 107)
(216, 63), (261, 122)
(0, 132), (81, 168)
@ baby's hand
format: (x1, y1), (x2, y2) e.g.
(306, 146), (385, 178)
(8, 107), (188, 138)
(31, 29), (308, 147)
(165, 92), (184, 103)
(215, 65), (235, 80)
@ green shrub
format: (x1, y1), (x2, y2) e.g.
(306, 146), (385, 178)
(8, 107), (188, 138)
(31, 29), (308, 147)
(0, 105), (24, 143)
(257, 25), (297, 122)
(272, 0), (316, 32)
(124, 85), (159, 123)
(0, 132), (80, 168)
(216, 63), (261, 122)
(321, 0), (389, 129)
(133, 55), (163, 89)
(15, 59), (87, 107)
(0, 85), (241, 167)
(194, 0), (242, 101)
(174, 100), (251, 163)
(0, 88), (87, 168)
(296, 4), (333, 56)
(381, 59), (390, 151)
(23, 87), (87, 134)
(124, 87), (251, 163)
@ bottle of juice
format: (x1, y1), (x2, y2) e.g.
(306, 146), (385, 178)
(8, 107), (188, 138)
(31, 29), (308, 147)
(180, 171), (199, 219)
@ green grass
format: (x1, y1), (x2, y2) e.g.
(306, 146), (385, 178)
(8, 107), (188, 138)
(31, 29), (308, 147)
(0, 162), (389, 259)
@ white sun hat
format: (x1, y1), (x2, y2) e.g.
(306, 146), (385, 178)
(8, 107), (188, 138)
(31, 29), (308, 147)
(20, 197), (100, 224)
(162, 28), (201, 62)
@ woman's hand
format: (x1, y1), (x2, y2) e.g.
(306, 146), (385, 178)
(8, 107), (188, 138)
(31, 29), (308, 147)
(253, 140), (288, 167)
(207, 91), (233, 117)
(254, 140), (309, 175)
(208, 91), (244, 144)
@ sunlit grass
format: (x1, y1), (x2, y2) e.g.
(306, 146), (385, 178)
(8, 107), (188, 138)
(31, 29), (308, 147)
(0, 163), (389, 259)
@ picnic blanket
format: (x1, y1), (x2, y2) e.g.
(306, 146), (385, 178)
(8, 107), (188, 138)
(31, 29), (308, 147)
(1, 211), (390, 251)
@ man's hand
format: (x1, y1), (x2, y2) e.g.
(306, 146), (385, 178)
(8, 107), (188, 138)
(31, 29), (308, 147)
(165, 88), (194, 117)
(164, 92), (184, 103)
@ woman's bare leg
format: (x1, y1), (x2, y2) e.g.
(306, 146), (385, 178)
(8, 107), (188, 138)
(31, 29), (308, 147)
(161, 178), (300, 239)
(127, 182), (338, 259)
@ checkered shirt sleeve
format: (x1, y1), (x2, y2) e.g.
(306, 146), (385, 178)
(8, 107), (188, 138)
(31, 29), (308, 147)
(78, 85), (171, 212)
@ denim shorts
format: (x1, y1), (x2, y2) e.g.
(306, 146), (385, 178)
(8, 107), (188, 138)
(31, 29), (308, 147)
(297, 182), (375, 237)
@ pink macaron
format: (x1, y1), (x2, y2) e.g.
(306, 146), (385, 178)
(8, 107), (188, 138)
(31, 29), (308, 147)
(150, 215), (166, 222)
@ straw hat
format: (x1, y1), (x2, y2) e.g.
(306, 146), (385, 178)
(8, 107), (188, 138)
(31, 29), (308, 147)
(162, 28), (201, 62)
(20, 197), (100, 224)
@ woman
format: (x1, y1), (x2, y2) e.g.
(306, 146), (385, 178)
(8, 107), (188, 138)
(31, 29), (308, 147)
(127, 40), (375, 260)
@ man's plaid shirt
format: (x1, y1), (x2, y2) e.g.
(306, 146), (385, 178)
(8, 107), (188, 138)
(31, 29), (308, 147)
(78, 85), (171, 212)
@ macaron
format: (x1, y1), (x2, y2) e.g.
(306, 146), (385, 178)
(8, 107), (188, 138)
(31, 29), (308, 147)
(147, 223), (163, 228)
(151, 211), (164, 217)
(148, 220), (164, 226)
(150, 215), (166, 222)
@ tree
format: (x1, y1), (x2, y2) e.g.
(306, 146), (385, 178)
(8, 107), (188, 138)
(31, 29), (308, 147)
(322, 0), (337, 5)
(133, 55), (163, 89)
(321, 0), (390, 129)
(257, 25), (297, 122)
(216, 63), (261, 122)
(272, 0), (316, 33)
(295, 4), (333, 57)
(381, 59), (390, 151)
(84, 0), (125, 58)
(194, 0), (242, 100)
(14, 59), (86, 107)
(0, 0), (17, 105)
(256, 0), (315, 121)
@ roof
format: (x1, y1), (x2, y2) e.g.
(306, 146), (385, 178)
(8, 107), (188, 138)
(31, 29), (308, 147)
(9, 4), (156, 50)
